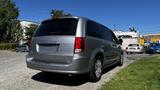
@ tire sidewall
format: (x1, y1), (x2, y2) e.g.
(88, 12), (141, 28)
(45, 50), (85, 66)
(118, 54), (124, 66)
(89, 56), (102, 82)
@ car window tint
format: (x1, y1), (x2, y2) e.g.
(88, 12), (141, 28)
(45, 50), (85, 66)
(34, 18), (78, 37)
(128, 44), (139, 46)
(100, 26), (111, 41)
(128, 44), (133, 46)
(86, 21), (102, 39)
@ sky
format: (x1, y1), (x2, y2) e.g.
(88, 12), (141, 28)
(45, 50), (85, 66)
(12, 0), (160, 34)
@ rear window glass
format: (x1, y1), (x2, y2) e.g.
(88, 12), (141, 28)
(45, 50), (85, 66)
(128, 44), (139, 46)
(34, 18), (78, 37)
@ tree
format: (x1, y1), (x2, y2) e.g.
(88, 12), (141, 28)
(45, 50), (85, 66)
(50, 9), (72, 19)
(0, 0), (21, 43)
(8, 20), (22, 43)
(129, 27), (137, 32)
(25, 24), (38, 39)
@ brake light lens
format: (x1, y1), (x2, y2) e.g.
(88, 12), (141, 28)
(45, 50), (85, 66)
(74, 37), (85, 53)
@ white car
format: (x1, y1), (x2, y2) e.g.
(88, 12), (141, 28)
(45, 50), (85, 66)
(126, 44), (143, 54)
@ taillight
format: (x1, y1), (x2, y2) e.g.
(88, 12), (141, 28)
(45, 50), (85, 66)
(74, 37), (85, 53)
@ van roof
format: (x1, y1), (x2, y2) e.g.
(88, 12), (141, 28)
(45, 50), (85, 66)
(41, 16), (113, 32)
(42, 16), (89, 23)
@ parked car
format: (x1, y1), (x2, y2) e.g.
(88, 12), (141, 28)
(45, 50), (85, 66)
(126, 44), (143, 54)
(16, 43), (29, 52)
(148, 43), (160, 53)
(26, 17), (123, 82)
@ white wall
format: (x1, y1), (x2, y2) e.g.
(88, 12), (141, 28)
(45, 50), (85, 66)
(20, 21), (38, 45)
(114, 31), (139, 38)
(121, 38), (139, 50)
(113, 30), (139, 50)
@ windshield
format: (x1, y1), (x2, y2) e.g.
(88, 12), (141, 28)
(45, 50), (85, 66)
(34, 18), (78, 37)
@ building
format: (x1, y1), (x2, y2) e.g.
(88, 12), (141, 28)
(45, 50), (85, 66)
(143, 34), (160, 43)
(20, 20), (39, 44)
(113, 30), (140, 50)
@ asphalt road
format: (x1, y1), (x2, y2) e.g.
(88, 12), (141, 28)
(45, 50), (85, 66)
(0, 51), (150, 90)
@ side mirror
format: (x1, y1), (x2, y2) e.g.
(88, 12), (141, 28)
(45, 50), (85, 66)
(118, 39), (123, 45)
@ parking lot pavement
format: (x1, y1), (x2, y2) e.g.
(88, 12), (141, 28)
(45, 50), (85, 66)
(0, 51), (149, 90)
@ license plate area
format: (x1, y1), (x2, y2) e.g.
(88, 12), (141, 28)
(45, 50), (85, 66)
(129, 48), (136, 49)
(36, 43), (59, 54)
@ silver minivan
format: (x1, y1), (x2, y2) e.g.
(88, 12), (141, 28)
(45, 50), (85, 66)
(26, 17), (123, 82)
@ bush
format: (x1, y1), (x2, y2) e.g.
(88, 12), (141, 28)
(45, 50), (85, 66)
(0, 43), (17, 50)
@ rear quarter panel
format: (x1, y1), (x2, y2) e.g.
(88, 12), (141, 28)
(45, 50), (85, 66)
(82, 36), (104, 69)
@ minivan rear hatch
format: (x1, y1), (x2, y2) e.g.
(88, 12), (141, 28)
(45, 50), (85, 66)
(31, 18), (78, 64)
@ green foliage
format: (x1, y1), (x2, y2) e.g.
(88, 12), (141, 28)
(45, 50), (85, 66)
(0, 43), (17, 50)
(100, 56), (160, 90)
(25, 24), (38, 39)
(129, 27), (137, 32)
(0, 0), (21, 43)
(50, 9), (72, 19)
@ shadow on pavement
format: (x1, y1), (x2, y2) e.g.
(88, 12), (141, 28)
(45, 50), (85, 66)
(32, 72), (88, 86)
(102, 64), (117, 74)
(31, 65), (117, 86)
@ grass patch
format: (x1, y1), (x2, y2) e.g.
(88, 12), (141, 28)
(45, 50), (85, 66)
(0, 43), (17, 50)
(100, 56), (160, 90)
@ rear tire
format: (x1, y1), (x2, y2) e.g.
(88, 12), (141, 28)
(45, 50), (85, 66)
(126, 52), (129, 54)
(89, 56), (102, 82)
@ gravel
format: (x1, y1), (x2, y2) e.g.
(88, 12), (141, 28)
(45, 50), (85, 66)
(0, 51), (146, 90)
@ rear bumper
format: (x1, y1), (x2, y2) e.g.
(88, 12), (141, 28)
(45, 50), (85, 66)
(26, 55), (90, 74)
(126, 49), (143, 53)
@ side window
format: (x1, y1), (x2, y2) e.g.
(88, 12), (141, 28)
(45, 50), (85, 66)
(86, 21), (102, 39)
(101, 27), (112, 42)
